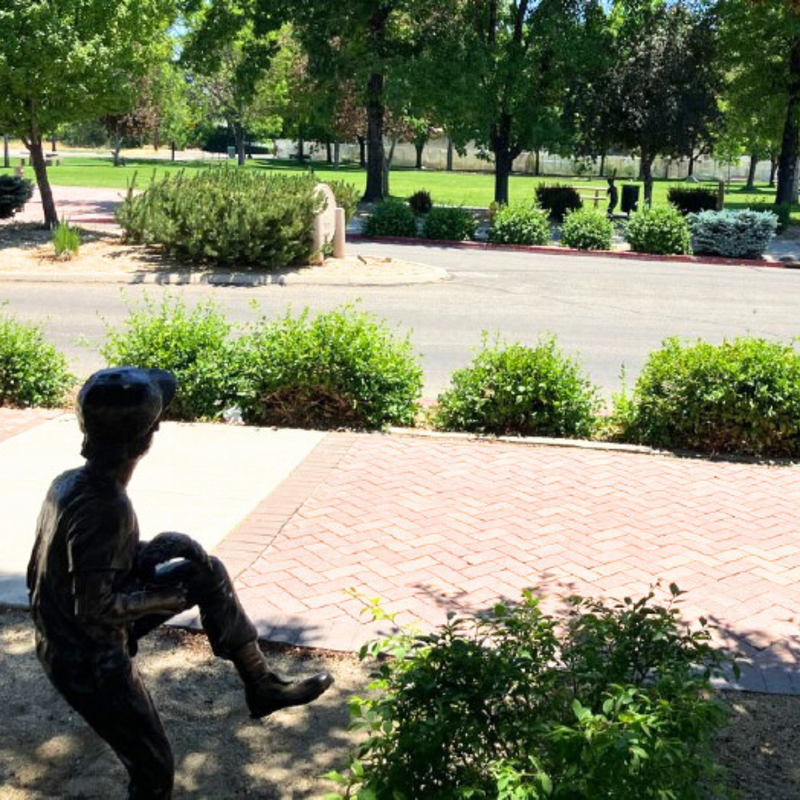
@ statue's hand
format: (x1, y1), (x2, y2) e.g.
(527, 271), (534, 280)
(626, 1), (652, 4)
(137, 532), (210, 580)
(141, 586), (189, 616)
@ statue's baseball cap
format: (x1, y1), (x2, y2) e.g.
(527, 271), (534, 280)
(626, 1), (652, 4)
(77, 367), (177, 444)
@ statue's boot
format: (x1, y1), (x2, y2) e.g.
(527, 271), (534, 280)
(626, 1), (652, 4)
(233, 641), (334, 718)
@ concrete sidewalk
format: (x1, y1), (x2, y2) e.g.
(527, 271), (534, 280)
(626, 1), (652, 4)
(3, 408), (800, 693)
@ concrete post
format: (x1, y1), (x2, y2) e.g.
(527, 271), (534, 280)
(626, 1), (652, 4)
(334, 207), (346, 259)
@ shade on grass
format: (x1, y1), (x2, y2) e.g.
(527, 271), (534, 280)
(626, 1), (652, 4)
(1, 156), (795, 222)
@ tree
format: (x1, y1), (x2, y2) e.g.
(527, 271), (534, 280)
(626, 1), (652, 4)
(182, 0), (281, 166)
(718, 0), (800, 205)
(418, 0), (592, 205)
(572, 0), (720, 206)
(0, 0), (174, 227)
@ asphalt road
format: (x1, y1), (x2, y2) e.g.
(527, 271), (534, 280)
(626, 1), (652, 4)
(2, 240), (799, 399)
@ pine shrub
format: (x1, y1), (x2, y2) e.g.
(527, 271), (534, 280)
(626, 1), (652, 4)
(535, 184), (583, 222)
(561, 208), (613, 250)
(326, 179), (360, 223)
(408, 190), (433, 215)
(435, 335), (599, 438)
(667, 186), (718, 215)
(115, 169), (322, 269)
(688, 209), (778, 259)
(0, 176), (34, 219)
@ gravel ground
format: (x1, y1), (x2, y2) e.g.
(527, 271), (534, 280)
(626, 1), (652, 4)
(3, 607), (800, 798)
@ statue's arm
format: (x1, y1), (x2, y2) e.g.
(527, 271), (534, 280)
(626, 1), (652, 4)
(72, 569), (187, 624)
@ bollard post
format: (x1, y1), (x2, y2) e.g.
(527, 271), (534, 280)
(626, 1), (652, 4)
(334, 206), (346, 259)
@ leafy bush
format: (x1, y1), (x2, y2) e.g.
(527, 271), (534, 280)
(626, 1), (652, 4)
(100, 296), (238, 421)
(435, 335), (599, 438)
(363, 200), (418, 238)
(488, 203), (550, 245)
(326, 179), (360, 223)
(535, 183), (583, 222)
(116, 169), (322, 269)
(667, 186), (718, 215)
(0, 312), (73, 407)
(625, 205), (691, 255)
(561, 207), (614, 250)
(421, 206), (476, 241)
(616, 336), (800, 456)
(408, 190), (433, 215)
(328, 585), (735, 800)
(235, 306), (423, 429)
(52, 219), (81, 260)
(688, 209), (777, 259)
(0, 176), (34, 220)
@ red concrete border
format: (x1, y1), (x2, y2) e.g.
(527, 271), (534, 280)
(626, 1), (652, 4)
(349, 234), (795, 270)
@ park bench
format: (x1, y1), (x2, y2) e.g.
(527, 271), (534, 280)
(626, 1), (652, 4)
(564, 185), (603, 208)
(18, 152), (61, 168)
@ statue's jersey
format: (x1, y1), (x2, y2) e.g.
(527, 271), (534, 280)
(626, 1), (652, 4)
(27, 466), (140, 675)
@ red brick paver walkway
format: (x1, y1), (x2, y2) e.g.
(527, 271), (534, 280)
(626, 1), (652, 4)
(231, 434), (800, 692)
(0, 408), (63, 444)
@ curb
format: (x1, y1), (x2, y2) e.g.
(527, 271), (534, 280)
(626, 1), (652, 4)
(350, 234), (796, 269)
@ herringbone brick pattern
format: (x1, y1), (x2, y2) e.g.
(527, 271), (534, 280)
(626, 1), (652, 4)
(0, 408), (62, 443)
(235, 435), (800, 689)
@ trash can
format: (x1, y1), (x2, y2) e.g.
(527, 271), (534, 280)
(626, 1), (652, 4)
(621, 184), (640, 215)
(226, 146), (236, 160)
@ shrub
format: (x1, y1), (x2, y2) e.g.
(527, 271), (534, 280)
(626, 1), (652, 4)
(408, 190), (433, 215)
(100, 296), (238, 421)
(327, 585), (735, 800)
(0, 313), (73, 407)
(325, 179), (360, 223)
(115, 169), (322, 270)
(561, 207), (614, 250)
(435, 335), (599, 438)
(616, 336), (800, 456)
(535, 183), (583, 222)
(0, 176), (34, 219)
(667, 186), (718, 215)
(235, 306), (423, 429)
(422, 206), (476, 241)
(488, 203), (550, 245)
(625, 205), (691, 255)
(52, 219), (81, 260)
(362, 200), (417, 238)
(688, 209), (778, 259)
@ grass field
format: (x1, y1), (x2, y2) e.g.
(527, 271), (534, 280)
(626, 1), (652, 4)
(2, 155), (795, 221)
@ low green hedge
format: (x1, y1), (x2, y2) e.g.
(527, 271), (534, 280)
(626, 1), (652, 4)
(0, 313), (73, 407)
(116, 169), (321, 269)
(422, 206), (476, 241)
(625, 205), (691, 255)
(488, 203), (550, 245)
(561, 208), (613, 250)
(363, 200), (418, 238)
(435, 336), (599, 438)
(616, 336), (800, 456)
(235, 306), (423, 429)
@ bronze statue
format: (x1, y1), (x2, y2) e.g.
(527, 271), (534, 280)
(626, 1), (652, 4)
(606, 174), (619, 217)
(27, 367), (333, 799)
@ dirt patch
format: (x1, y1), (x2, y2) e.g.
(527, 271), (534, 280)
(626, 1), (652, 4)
(3, 606), (797, 798)
(0, 607), (370, 799)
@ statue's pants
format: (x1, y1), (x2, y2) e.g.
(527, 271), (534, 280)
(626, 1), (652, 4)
(42, 557), (258, 800)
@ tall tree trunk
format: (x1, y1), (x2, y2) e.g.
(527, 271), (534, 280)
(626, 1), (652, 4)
(534, 148), (541, 176)
(363, 72), (386, 202)
(490, 114), (518, 205)
(334, 142), (340, 167)
(231, 123), (246, 166)
(112, 136), (123, 167)
(770, 156), (779, 187)
(357, 135), (366, 168)
(296, 137), (305, 164)
(446, 137), (453, 171)
(745, 154), (759, 191)
(50, 135), (57, 153)
(599, 152), (606, 178)
(640, 149), (655, 207)
(777, 38), (800, 205)
(171, 141), (176, 162)
(687, 151), (696, 178)
(325, 140), (333, 164)
(3, 134), (9, 169)
(26, 134), (58, 228)
(414, 140), (424, 169)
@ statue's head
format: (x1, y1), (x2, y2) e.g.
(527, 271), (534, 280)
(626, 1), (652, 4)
(77, 367), (177, 465)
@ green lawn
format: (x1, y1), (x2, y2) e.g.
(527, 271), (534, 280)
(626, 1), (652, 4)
(2, 155), (795, 221)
